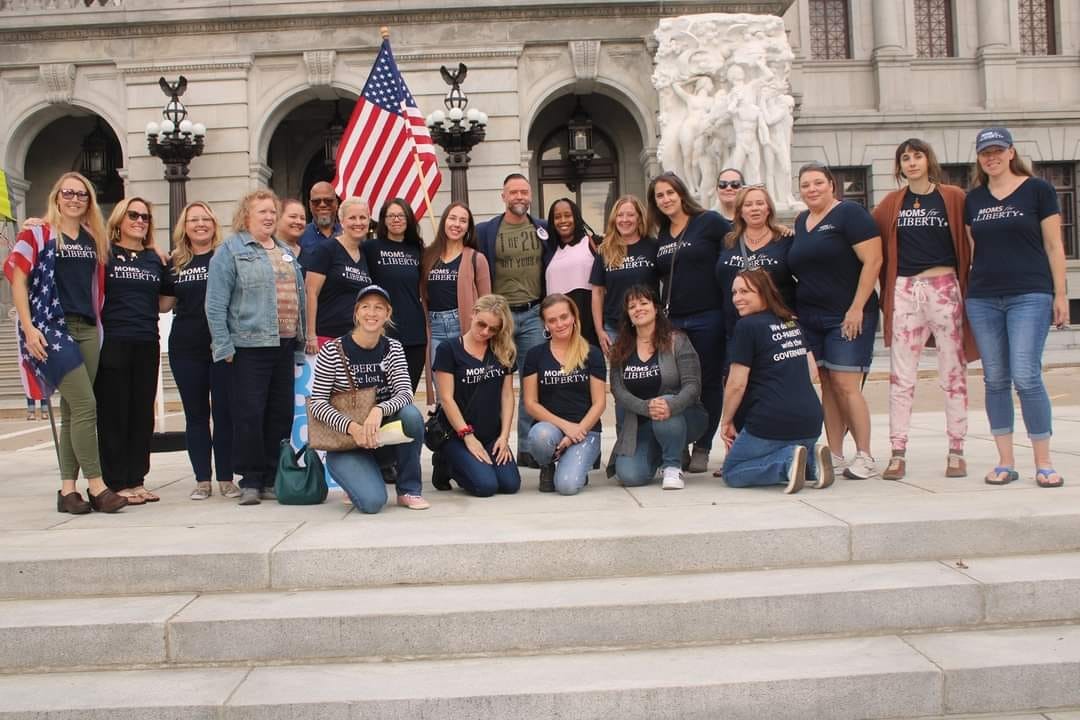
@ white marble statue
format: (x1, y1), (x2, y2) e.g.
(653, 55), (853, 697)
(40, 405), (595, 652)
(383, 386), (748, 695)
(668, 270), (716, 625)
(652, 13), (805, 213)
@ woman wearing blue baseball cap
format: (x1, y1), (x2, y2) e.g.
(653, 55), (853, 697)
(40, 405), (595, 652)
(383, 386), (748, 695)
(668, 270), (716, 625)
(963, 127), (1068, 488)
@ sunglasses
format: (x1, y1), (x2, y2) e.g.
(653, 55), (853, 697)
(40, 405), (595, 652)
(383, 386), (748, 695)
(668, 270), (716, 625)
(59, 189), (90, 201)
(717, 180), (743, 190)
(126, 210), (151, 223)
(475, 319), (502, 333)
(311, 197), (337, 206)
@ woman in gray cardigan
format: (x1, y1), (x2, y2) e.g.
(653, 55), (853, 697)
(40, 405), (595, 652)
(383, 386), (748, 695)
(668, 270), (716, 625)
(609, 284), (708, 489)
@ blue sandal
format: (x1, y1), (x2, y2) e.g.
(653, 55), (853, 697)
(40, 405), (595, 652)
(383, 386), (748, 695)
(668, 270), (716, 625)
(1036, 468), (1064, 488)
(985, 466), (1019, 485)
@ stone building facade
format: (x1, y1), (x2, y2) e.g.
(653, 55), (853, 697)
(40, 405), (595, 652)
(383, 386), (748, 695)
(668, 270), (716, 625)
(1, 0), (1078, 316)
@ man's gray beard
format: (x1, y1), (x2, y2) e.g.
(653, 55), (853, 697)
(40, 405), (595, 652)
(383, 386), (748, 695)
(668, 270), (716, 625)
(315, 215), (334, 228)
(508, 203), (530, 217)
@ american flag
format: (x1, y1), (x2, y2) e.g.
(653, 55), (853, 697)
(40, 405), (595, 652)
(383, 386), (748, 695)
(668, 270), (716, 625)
(3, 225), (99, 400)
(333, 38), (442, 219)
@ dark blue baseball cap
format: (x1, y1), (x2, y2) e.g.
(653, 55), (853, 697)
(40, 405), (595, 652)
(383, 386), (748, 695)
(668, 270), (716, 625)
(355, 284), (391, 304)
(975, 127), (1013, 153)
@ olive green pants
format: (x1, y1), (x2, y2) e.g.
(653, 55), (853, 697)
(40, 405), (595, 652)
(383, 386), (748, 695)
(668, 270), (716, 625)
(56, 315), (102, 480)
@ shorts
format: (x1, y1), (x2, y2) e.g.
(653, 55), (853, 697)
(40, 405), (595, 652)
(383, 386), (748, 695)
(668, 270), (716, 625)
(798, 307), (877, 373)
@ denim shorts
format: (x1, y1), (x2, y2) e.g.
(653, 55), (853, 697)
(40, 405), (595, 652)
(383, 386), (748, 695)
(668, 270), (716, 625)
(798, 307), (877, 373)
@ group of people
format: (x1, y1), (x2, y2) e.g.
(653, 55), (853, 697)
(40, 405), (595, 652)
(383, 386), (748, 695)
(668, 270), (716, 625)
(6, 125), (1067, 516)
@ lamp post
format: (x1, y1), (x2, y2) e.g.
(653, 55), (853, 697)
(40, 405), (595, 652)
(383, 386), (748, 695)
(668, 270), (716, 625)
(425, 64), (487, 204)
(145, 76), (206, 244)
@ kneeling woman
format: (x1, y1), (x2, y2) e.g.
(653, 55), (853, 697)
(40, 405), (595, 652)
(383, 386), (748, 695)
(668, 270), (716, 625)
(609, 285), (707, 490)
(432, 294), (521, 496)
(523, 294), (606, 495)
(720, 270), (830, 492)
(308, 285), (429, 512)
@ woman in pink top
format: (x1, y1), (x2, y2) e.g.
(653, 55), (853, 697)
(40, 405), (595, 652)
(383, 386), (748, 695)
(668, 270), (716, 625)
(545, 198), (599, 346)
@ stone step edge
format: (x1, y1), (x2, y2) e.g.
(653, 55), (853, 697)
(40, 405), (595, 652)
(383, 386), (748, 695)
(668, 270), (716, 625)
(3, 553), (1080, 672)
(2, 625), (1080, 719)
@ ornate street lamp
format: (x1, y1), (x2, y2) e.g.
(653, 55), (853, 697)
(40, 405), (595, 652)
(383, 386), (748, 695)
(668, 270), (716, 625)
(78, 119), (113, 194)
(425, 63), (487, 204)
(567, 99), (595, 175)
(323, 102), (346, 172)
(145, 76), (206, 243)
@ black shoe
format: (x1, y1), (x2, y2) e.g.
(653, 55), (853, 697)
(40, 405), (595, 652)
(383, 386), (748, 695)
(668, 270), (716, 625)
(538, 464), (555, 493)
(431, 453), (452, 491)
(517, 451), (540, 469)
(380, 463), (398, 485)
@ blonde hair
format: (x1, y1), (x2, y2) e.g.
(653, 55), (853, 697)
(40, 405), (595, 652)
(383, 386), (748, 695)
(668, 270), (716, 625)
(600, 195), (647, 269)
(106, 196), (155, 248)
(46, 172), (108, 264)
(171, 201), (222, 271)
(351, 292), (394, 337)
(540, 293), (589, 374)
(472, 294), (516, 369)
(338, 196), (370, 221)
(231, 189), (281, 235)
(723, 186), (785, 249)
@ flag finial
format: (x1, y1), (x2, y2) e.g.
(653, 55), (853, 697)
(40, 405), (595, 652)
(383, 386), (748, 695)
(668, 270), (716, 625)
(380, 26), (390, 40)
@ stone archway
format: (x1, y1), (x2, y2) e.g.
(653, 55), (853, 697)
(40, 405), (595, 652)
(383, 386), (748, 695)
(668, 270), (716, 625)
(264, 94), (357, 209)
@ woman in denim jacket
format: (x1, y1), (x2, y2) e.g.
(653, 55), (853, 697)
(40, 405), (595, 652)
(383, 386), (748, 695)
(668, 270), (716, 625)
(206, 189), (306, 505)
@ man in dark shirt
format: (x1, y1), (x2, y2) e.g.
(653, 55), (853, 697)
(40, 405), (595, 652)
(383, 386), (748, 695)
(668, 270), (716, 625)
(299, 181), (343, 252)
(476, 173), (554, 467)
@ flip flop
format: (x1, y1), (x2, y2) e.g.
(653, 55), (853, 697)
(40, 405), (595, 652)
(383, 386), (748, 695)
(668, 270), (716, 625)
(1036, 468), (1064, 488)
(984, 466), (1019, 485)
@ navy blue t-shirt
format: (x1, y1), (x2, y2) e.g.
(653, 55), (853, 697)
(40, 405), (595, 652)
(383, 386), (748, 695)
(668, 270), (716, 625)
(589, 239), (659, 330)
(965, 177), (1059, 298)
(433, 336), (512, 444)
(897, 189), (956, 277)
(523, 342), (606, 432)
(427, 254), (461, 313)
(788, 201), (880, 315)
(304, 239), (371, 338)
(728, 311), (822, 441)
(655, 211), (731, 316)
(161, 252), (212, 356)
(620, 349), (662, 401)
(715, 235), (795, 339)
(101, 248), (163, 342)
(54, 229), (98, 322)
(364, 238), (426, 346)
(340, 334), (393, 404)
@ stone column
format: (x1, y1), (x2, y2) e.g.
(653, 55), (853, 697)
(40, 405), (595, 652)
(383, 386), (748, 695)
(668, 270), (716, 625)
(870, 0), (911, 111)
(975, 0), (1017, 110)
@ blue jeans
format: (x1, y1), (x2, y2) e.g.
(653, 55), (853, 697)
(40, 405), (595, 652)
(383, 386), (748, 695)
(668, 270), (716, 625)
(722, 430), (819, 488)
(965, 293), (1053, 439)
(615, 405), (709, 486)
(670, 309), (724, 450)
(528, 422), (601, 495)
(428, 308), (460, 369)
(513, 305), (546, 454)
(325, 405), (424, 513)
(170, 352), (232, 483)
(441, 436), (521, 497)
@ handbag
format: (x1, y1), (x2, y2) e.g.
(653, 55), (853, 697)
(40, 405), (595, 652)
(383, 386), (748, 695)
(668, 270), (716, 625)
(307, 339), (378, 451)
(274, 440), (328, 505)
(423, 338), (485, 452)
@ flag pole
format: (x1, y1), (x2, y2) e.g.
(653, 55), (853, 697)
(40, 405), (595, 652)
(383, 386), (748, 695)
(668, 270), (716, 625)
(381, 25), (441, 240)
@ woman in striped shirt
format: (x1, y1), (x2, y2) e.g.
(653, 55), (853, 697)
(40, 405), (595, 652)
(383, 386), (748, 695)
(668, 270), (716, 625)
(308, 285), (429, 512)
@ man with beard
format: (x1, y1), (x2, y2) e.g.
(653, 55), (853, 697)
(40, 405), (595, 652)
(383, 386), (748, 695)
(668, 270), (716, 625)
(476, 173), (554, 467)
(299, 181), (343, 252)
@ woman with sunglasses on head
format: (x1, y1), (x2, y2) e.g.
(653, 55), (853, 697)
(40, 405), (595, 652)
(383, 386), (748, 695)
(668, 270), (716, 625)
(788, 162), (883, 480)
(95, 197), (167, 505)
(590, 195), (657, 356)
(964, 127), (1068, 488)
(523, 294), (607, 495)
(5, 172), (127, 513)
(304, 198), (372, 354)
(160, 202), (237, 500)
(873, 139), (976, 481)
(432, 294), (520, 496)
(309, 285), (429, 512)
(545, 197), (599, 346)
(366, 198), (426, 392)
(609, 284), (707, 490)
(206, 189), (307, 506)
(715, 168), (745, 222)
(721, 269), (829, 493)
(648, 171), (732, 475)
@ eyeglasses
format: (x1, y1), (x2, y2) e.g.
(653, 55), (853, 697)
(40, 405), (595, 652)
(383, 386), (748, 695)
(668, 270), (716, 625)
(311, 197), (337, 207)
(59, 189), (90, 201)
(126, 210), (151, 223)
(385, 213), (407, 221)
(717, 180), (743, 190)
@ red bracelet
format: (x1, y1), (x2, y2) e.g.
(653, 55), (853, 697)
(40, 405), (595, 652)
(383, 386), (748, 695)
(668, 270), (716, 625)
(456, 424), (475, 439)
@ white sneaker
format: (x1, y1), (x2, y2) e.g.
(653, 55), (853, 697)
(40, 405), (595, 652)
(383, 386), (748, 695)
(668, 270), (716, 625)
(661, 467), (684, 490)
(785, 446), (806, 494)
(831, 452), (849, 471)
(843, 451), (879, 479)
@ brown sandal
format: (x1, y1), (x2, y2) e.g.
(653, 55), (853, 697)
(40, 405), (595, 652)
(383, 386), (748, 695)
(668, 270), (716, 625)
(133, 487), (160, 502)
(117, 489), (146, 505)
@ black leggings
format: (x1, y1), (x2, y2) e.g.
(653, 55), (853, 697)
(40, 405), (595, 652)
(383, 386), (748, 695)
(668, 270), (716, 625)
(96, 338), (159, 490)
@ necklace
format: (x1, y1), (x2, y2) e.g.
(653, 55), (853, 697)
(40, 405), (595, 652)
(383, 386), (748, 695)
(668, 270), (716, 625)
(744, 227), (772, 247)
(911, 183), (936, 209)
